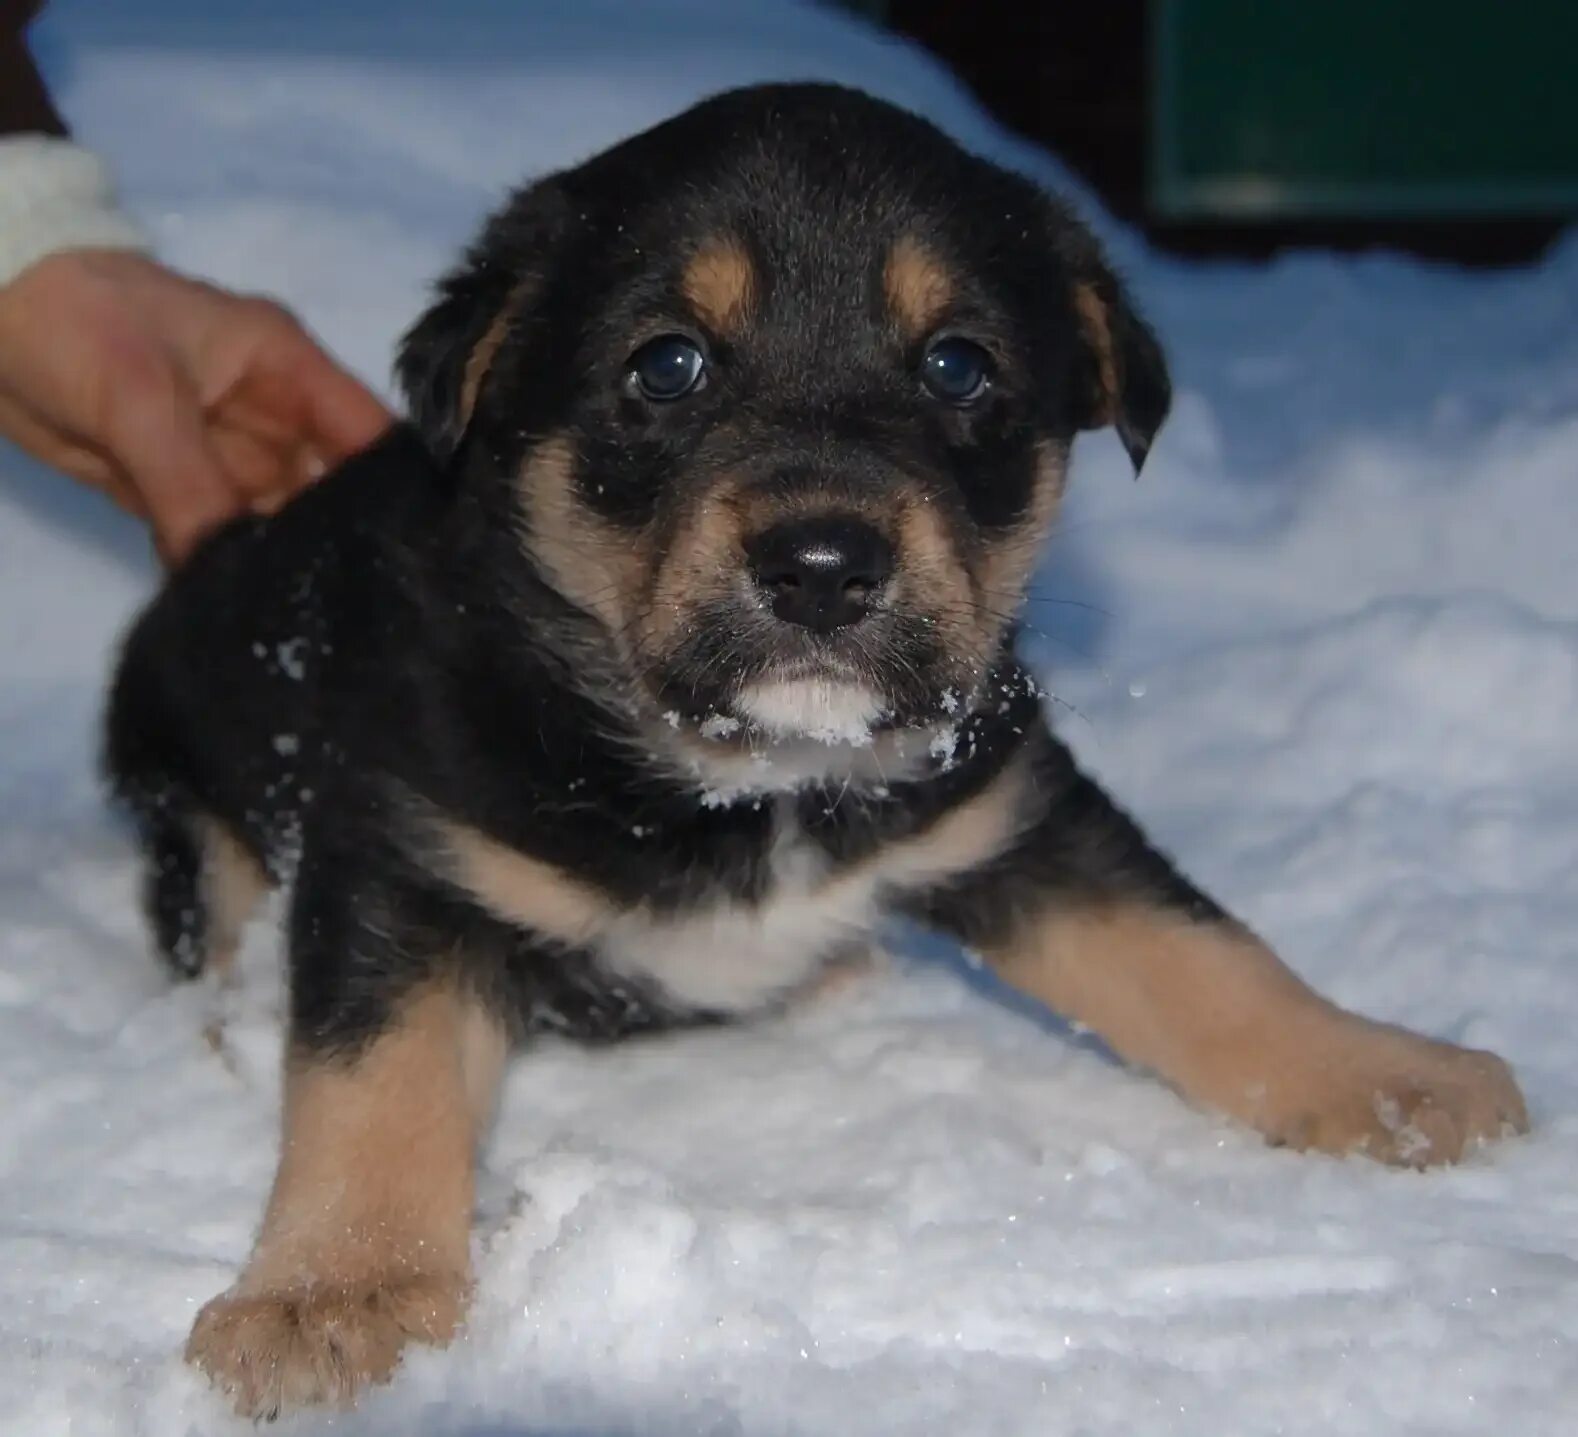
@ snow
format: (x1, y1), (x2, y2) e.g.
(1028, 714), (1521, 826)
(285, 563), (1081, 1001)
(2, 1), (1576, 1431)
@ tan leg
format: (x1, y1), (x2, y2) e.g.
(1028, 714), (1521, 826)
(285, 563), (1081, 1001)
(991, 905), (1527, 1166)
(186, 982), (508, 1419)
(197, 816), (269, 976)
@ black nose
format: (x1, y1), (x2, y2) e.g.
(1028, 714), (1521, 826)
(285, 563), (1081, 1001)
(746, 516), (894, 633)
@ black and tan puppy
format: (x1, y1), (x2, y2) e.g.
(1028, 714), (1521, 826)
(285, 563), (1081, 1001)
(104, 84), (1527, 1417)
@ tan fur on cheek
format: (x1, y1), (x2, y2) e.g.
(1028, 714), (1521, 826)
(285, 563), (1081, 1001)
(976, 440), (1067, 613)
(987, 904), (1528, 1166)
(185, 983), (507, 1417)
(637, 480), (749, 659)
(682, 236), (757, 336)
(518, 436), (745, 675)
(893, 493), (982, 666)
(518, 434), (645, 639)
(884, 235), (953, 340)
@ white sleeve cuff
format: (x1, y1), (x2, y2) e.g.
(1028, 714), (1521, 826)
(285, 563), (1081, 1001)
(0, 135), (148, 290)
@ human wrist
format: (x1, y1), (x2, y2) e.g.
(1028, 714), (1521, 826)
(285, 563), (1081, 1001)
(0, 135), (147, 290)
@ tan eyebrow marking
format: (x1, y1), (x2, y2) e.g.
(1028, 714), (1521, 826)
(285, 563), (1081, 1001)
(681, 235), (758, 335)
(884, 234), (954, 340)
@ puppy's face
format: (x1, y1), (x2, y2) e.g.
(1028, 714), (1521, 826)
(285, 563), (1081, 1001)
(401, 85), (1168, 769)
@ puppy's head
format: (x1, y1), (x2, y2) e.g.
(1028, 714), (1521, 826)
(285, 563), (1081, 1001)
(400, 84), (1167, 774)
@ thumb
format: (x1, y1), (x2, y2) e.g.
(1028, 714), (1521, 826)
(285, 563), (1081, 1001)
(104, 360), (239, 566)
(290, 340), (393, 463)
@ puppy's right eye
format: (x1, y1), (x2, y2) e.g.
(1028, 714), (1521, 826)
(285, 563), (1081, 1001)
(626, 335), (707, 402)
(920, 337), (993, 405)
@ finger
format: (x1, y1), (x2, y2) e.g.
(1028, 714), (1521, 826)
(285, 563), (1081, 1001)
(0, 402), (150, 520)
(97, 467), (151, 518)
(0, 395), (120, 489)
(277, 336), (392, 461)
(249, 444), (315, 516)
(105, 361), (239, 565)
(212, 419), (346, 519)
(293, 446), (328, 486)
(210, 420), (296, 503)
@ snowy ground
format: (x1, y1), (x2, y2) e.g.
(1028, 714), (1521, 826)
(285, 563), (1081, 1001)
(3, 2), (1576, 1433)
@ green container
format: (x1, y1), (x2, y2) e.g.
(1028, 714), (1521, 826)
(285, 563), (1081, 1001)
(1151, 0), (1578, 220)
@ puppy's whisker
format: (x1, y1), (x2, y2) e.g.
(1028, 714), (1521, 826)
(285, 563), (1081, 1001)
(1011, 592), (1115, 621)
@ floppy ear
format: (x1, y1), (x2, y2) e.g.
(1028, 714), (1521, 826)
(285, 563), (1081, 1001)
(396, 178), (573, 459)
(1068, 271), (1170, 474)
(1048, 210), (1171, 475)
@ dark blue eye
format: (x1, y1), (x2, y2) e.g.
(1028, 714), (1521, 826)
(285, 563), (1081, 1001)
(921, 337), (992, 405)
(627, 334), (706, 401)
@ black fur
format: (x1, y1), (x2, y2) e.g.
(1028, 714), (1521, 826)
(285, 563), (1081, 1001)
(105, 84), (1199, 1060)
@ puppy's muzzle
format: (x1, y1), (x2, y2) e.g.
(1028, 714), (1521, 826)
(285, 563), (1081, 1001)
(745, 515), (894, 635)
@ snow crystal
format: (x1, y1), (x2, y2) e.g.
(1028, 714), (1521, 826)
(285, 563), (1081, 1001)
(275, 637), (307, 681)
(928, 726), (959, 770)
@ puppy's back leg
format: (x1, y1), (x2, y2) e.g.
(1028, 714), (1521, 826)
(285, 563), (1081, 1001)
(137, 791), (207, 978)
(193, 815), (270, 976)
(124, 793), (269, 979)
(104, 662), (270, 978)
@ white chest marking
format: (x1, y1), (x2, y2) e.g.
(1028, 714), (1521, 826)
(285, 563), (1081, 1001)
(596, 805), (877, 1012)
(427, 751), (1029, 1017)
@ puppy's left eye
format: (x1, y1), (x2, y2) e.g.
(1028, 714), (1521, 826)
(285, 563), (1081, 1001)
(626, 335), (707, 401)
(920, 337), (992, 405)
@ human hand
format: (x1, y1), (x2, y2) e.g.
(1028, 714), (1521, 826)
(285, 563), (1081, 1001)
(0, 249), (391, 564)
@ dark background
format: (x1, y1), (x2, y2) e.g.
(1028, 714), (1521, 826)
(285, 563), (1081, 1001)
(838, 0), (1577, 267)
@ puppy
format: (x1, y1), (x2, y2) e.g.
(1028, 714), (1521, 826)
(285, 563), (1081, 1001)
(104, 83), (1527, 1417)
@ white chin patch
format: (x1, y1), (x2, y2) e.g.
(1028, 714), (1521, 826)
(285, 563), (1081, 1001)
(736, 679), (885, 746)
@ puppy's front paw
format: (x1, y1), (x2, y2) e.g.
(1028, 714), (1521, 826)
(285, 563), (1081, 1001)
(1266, 1021), (1528, 1166)
(186, 1271), (468, 1419)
